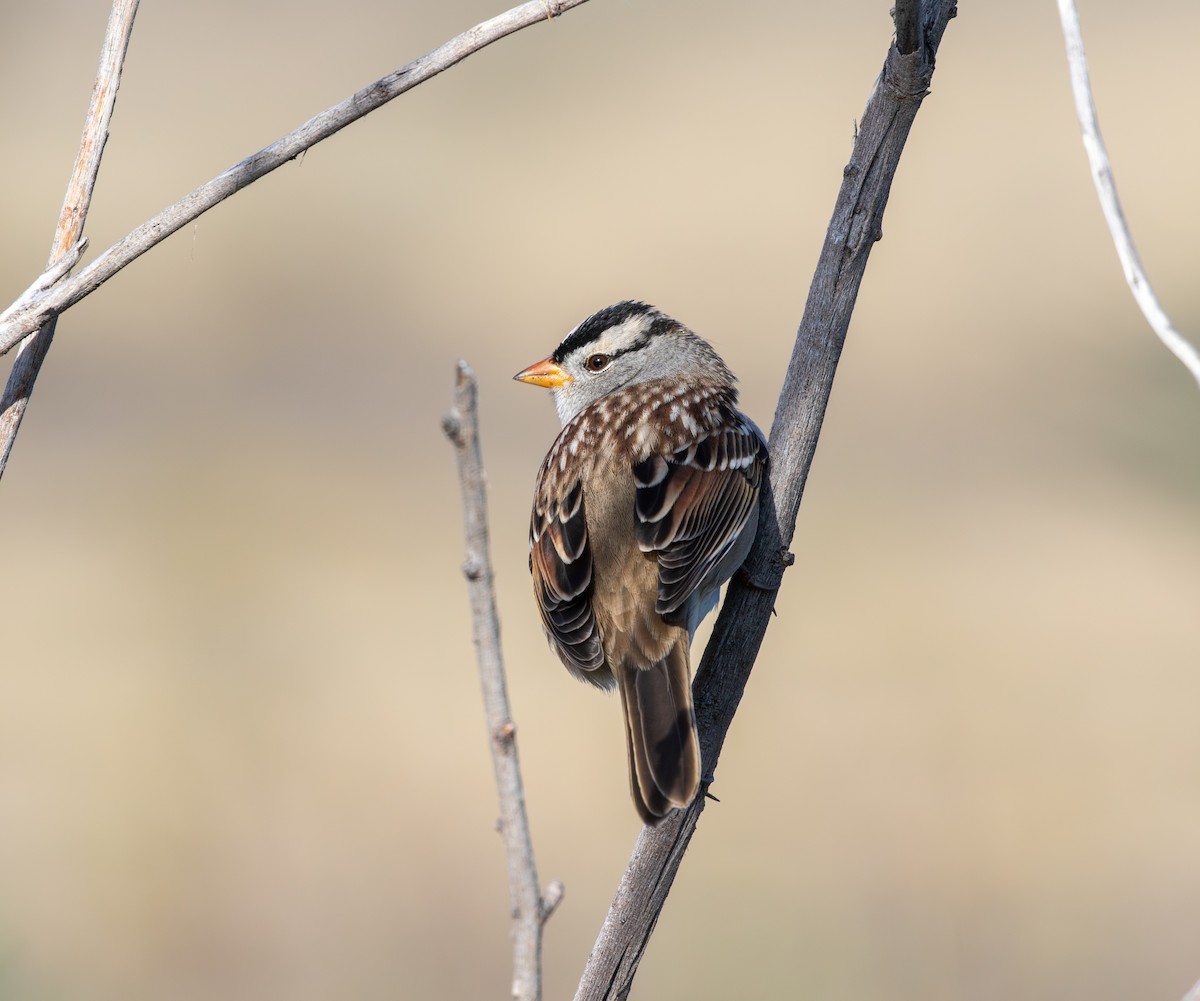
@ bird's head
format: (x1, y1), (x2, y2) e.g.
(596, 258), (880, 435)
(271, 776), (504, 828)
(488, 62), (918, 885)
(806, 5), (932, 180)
(513, 301), (733, 425)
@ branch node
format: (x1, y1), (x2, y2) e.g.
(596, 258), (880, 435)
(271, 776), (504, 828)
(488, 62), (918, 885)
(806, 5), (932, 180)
(441, 412), (463, 444)
(494, 720), (517, 745)
(737, 546), (791, 592)
(0, 236), (90, 333)
(882, 43), (931, 101)
(44, 237), (90, 289)
(541, 880), (565, 923)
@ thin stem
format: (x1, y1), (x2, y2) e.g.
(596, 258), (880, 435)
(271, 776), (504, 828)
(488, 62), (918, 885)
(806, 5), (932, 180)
(444, 361), (561, 1001)
(1055, 0), (1200, 389)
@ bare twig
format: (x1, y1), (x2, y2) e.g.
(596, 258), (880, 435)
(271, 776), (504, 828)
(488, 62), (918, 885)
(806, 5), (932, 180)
(1055, 0), (1200, 389)
(0, 0), (593, 360)
(0, 0), (139, 477)
(443, 361), (561, 1001)
(573, 2), (958, 997)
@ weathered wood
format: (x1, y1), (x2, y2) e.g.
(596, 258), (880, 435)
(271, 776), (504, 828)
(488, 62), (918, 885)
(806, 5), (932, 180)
(573, 3), (958, 998)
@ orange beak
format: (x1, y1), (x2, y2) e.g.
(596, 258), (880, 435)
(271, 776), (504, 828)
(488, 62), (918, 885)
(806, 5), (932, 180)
(513, 357), (572, 389)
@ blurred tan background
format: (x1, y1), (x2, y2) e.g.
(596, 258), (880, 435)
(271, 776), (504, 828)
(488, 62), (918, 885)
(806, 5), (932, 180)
(2, 1), (1199, 999)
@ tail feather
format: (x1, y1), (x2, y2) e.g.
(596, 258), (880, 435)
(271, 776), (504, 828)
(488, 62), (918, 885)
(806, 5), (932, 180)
(616, 641), (700, 825)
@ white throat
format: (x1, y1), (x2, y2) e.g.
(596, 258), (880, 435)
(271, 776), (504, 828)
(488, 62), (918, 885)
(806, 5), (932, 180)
(552, 387), (581, 427)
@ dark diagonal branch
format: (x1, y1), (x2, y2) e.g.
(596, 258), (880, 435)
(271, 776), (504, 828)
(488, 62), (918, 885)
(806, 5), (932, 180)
(574, 2), (958, 997)
(0, 0), (139, 477)
(0, 0), (594, 361)
(443, 362), (563, 1001)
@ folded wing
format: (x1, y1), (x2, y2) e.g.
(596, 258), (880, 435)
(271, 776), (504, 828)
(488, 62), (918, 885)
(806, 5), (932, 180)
(529, 477), (607, 684)
(632, 417), (766, 627)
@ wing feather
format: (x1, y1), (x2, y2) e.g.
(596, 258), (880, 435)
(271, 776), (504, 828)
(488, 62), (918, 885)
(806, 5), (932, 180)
(633, 415), (766, 625)
(529, 474), (606, 683)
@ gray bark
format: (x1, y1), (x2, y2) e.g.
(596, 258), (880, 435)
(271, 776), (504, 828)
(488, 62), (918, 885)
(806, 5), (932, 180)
(574, 2), (958, 997)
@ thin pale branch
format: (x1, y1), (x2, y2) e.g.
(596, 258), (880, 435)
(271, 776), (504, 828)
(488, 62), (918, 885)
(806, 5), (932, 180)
(574, 2), (958, 998)
(0, 0), (592, 360)
(443, 361), (561, 1001)
(1055, 0), (1200, 389)
(0, 0), (139, 477)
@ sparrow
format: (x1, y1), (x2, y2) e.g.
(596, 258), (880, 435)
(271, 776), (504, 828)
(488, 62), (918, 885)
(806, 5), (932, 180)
(514, 301), (767, 824)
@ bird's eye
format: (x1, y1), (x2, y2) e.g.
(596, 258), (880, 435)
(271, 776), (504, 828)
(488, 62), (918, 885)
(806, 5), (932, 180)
(585, 353), (610, 372)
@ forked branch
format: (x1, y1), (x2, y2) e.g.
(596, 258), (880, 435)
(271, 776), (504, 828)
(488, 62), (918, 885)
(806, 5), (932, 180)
(0, 0), (139, 476)
(0, 1), (593, 360)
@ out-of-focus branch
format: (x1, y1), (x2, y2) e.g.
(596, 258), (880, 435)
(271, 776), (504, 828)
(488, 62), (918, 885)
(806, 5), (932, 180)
(443, 361), (562, 1001)
(0, 0), (594, 360)
(0, 0), (139, 477)
(1055, 0), (1200, 389)
(573, 2), (958, 998)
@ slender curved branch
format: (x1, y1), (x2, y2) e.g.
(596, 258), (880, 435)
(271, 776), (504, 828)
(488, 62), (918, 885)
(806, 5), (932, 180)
(1055, 0), (1200, 389)
(0, 0), (139, 477)
(0, 0), (593, 360)
(574, 2), (958, 997)
(444, 362), (562, 1001)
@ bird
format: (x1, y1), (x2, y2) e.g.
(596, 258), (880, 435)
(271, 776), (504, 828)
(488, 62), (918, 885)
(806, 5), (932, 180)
(513, 301), (767, 824)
